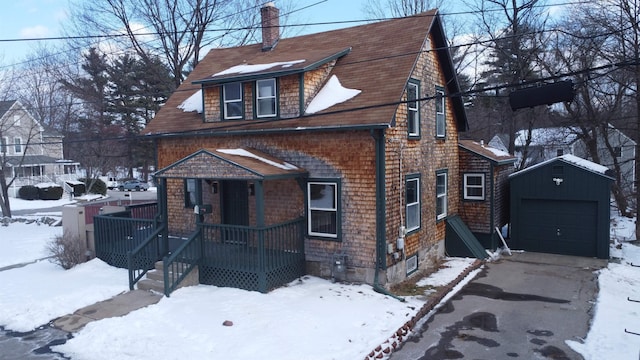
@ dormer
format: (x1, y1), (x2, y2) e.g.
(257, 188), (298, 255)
(190, 47), (352, 123)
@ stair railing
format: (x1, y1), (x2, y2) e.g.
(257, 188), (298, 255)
(127, 224), (166, 290)
(163, 228), (203, 297)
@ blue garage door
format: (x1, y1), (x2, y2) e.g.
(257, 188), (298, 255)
(519, 199), (597, 257)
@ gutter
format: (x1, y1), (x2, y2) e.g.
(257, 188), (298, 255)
(372, 129), (405, 302)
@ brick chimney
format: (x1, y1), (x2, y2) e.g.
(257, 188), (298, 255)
(261, 2), (280, 51)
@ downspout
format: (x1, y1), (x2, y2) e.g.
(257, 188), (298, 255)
(372, 129), (405, 302)
(489, 162), (496, 250)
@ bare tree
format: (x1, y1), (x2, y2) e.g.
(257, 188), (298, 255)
(66, 0), (295, 88)
(362, 0), (447, 18)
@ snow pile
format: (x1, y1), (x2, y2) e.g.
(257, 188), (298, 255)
(177, 89), (203, 113)
(305, 75), (361, 114)
(416, 257), (476, 288)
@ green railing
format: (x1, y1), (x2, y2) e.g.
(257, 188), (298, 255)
(94, 212), (159, 269)
(127, 224), (167, 290)
(199, 218), (305, 293)
(163, 228), (203, 296)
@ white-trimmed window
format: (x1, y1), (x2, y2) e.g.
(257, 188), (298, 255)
(256, 78), (277, 118)
(407, 80), (420, 137)
(1, 137), (7, 153)
(435, 86), (445, 138)
(13, 137), (22, 154)
(406, 254), (418, 275)
(184, 179), (200, 208)
(223, 82), (243, 119)
(13, 115), (20, 125)
(436, 170), (447, 220)
(614, 146), (622, 158)
(406, 175), (421, 232)
(464, 173), (485, 200)
(308, 181), (339, 238)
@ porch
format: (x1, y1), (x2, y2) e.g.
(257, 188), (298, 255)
(94, 147), (309, 295)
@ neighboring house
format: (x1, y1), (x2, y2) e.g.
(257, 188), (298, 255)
(572, 124), (636, 196)
(0, 100), (79, 196)
(457, 140), (516, 251)
(137, 5), (470, 293)
(490, 125), (635, 195)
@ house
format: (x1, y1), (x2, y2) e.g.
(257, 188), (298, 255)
(489, 127), (578, 168)
(134, 5), (470, 293)
(455, 140), (516, 252)
(0, 100), (79, 196)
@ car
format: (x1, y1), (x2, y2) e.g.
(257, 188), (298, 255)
(118, 180), (149, 191)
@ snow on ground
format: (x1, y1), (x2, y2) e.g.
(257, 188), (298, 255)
(3, 199), (640, 358)
(568, 213), (640, 359)
(0, 259), (128, 332)
(0, 220), (62, 268)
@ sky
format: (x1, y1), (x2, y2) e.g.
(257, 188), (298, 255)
(0, 195), (638, 359)
(0, 0), (370, 65)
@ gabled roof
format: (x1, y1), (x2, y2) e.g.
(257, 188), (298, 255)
(514, 127), (579, 147)
(143, 9), (467, 137)
(154, 147), (308, 180)
(509, 154), (614, 180)
(0, 100), (17, 117)
(459, 140), (517, 165)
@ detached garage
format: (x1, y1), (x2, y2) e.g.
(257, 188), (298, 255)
(510, 154), (612, 259)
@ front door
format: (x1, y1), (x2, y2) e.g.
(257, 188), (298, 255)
(221, 180), (249, 243)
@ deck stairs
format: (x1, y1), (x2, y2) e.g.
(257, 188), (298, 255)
(137, 261), (199, 294)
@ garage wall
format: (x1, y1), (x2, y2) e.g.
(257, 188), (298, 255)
(510, 159), (611, 259)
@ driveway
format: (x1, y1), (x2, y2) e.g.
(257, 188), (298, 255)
(390, 252), (607, 360)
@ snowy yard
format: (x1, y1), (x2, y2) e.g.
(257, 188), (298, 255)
(0, 198), (639, 359)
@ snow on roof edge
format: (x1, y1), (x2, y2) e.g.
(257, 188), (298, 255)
(509, 154), (612, 179)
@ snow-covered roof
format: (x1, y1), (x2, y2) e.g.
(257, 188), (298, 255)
(212, 60), (306, 77)
(216, 148), (298, 171)
(510, 154), (612, 178)
(514, 127), (578, 147)
(305, 75), (361, 114)
(177, 90), (203, 113)
(459, 140), (516, 165)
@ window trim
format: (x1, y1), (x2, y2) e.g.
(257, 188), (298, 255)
(407, 79), (420, 138)
(1, 137), (7, 154)
(405, 174), (421, 233)
(222, 82), (243, 120)
(255, 78), (278, 118)
(463, 173), (485, 201)
(307, 179), (341, 240)
(13, 137), (23, 154)
(406, 253), (418, 275)
(614, 146), (623, 158)
(436, 170), (448, 221)
(435, 86), (446, 139)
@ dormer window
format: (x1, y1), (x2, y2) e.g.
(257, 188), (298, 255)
(223, 82), (243, 120)
(256, 78), (277, 118)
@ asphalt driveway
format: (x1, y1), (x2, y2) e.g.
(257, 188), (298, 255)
(390, 252), (607, 360)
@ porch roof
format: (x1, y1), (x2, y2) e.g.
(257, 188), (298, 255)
(154, 147), (308, 180)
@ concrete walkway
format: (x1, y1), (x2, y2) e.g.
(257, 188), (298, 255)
(53, 290), (162, 332)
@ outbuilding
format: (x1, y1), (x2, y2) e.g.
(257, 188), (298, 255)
(509, 154), (612, 259)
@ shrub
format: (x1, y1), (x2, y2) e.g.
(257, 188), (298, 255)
(38, 185), (64, 200)
(79, 178), (107, 195)
(47, 232), (85, 269)
(19, 185), (39, 200)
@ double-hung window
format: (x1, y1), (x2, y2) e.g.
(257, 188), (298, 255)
(407, 80), (420, 138)
(435, 86), (445, 138)
(436, 170), (447, 220)
(463, 173), (485, 200)
(406, 175), (421, 232)
(256, 78), (277, 118)
(308, 180), (339, 239)
(223, 82), (243, 119)
(1, 137), (7, 153)
(13, 137), (22, 154)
